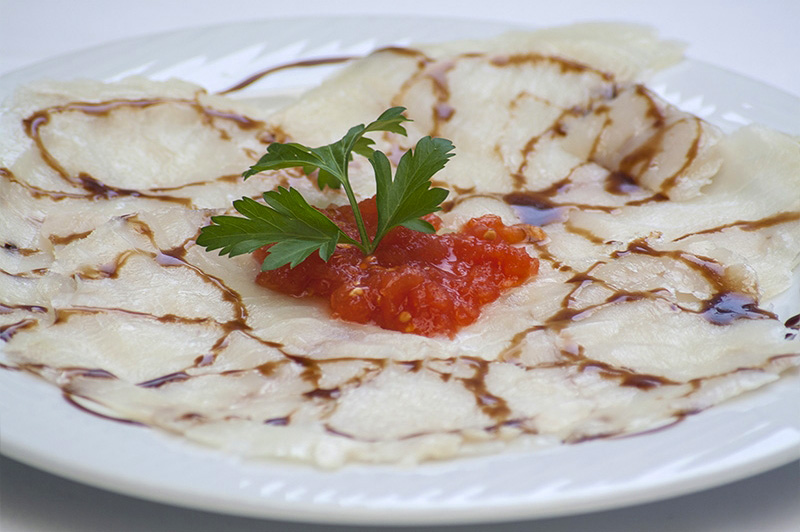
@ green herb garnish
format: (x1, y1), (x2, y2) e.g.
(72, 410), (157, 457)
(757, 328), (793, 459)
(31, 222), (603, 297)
(196, 107), (454, 270)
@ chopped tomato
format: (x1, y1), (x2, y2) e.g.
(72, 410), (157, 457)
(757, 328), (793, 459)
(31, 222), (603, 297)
(254, 197), (539, 337)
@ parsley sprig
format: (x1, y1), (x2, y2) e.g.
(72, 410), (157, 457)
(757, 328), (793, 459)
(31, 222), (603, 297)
(196, 107), (454, 270)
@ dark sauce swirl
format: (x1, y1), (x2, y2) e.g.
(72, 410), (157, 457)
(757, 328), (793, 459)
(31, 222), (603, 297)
(1, 44), (797, 452)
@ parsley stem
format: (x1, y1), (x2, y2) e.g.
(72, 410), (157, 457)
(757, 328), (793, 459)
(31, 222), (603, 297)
(339, 171), (373, 255)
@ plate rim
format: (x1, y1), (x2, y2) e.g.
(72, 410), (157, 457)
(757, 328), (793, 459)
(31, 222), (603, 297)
(1, 14), (798, 526)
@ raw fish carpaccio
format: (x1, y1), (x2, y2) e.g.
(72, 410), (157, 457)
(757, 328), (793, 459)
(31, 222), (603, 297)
(1, 24), (798, 468)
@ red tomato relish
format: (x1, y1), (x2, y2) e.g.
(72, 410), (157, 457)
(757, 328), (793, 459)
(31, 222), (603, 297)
(254, 197), (540, 337)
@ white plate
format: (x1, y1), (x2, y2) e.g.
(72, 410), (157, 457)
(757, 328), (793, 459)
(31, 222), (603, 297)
(0, 15), (798, 526)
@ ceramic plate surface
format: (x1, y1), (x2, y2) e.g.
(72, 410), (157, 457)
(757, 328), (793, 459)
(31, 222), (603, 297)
(1, 15), (798, 526)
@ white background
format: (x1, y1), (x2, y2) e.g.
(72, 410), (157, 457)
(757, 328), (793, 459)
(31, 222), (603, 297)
(0, 1), (798, 531)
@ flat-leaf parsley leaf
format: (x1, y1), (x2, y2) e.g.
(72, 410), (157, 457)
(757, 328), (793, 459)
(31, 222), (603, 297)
(197, 107), (454, 270)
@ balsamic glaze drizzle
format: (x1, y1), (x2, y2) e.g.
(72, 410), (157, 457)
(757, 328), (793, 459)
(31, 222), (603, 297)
(1, 45), (797, 449)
